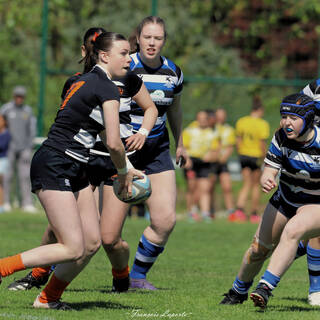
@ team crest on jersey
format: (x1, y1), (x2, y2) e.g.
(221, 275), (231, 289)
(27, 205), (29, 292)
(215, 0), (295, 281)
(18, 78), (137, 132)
(164, 76), (175, 88)
(118, 87), (124, 95)
(310, 155), (320, 169)
(312, 155), (320, 163)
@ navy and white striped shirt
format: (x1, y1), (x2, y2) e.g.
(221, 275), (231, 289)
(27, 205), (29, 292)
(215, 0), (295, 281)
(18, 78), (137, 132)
(130, 52), (183, 138)
(265, 126), (320, 206)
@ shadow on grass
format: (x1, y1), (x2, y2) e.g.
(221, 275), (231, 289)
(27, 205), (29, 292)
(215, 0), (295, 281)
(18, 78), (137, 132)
(68, 300), (141, 311)
(67, 286), (173, 295)
(280, 296), (308, 304)
(254, 304), (317, 313)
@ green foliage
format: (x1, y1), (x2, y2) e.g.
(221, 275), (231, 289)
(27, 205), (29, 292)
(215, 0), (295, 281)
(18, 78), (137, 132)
(0, 0), (317, 136)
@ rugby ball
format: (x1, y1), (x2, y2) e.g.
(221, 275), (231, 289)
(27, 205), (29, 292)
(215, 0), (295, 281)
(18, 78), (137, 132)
(113, 173), (152, 204)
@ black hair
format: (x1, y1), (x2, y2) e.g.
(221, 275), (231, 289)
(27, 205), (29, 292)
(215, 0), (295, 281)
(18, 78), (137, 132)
(129, 16), (166, 53)
(79, 27), (107, 73)
(84, 31), (127, 72)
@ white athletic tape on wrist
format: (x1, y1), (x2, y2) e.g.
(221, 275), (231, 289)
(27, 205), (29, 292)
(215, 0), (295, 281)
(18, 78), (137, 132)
(138, 127), (149, 137)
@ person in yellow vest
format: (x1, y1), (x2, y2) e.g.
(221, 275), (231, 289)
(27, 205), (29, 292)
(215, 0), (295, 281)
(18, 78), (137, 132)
(211, 108), (236, 216)
(229, 97), (270, 223)
(183, 110), (219, 221)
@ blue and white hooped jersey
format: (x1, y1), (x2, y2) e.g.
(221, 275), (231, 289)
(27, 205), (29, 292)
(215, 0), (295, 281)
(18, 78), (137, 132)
(130, 52), (183, 138)
(265, 127), (320, 206)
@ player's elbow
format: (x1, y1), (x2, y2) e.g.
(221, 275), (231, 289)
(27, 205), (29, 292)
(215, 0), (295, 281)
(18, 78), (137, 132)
(107, 138), (123, 153)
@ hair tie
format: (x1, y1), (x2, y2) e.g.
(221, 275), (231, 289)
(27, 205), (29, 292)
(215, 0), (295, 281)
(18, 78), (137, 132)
(92, 32), (99, 42)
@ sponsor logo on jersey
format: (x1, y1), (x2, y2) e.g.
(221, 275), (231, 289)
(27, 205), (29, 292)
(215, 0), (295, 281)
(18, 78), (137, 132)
(151, 90), (165, 99)
(164, 76), (175, 88)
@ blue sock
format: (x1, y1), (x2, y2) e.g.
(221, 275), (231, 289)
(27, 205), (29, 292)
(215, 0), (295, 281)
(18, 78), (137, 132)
(307, 244), (320, 293)
(260, 270), (280, 290)
(130, 234), (164, 279)
(295, 241), (307, 259)
(232, 276), (253, 294)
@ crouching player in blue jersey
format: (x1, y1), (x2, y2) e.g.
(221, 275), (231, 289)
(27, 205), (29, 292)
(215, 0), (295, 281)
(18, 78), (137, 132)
(221, 93), (320, 308)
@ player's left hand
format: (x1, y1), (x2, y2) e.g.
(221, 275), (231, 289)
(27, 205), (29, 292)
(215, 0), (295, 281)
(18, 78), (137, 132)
(125, 133), (147, 151)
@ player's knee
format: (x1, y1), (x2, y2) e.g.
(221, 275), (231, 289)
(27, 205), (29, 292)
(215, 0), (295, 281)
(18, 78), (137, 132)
(101, 232), (119, 248)
(67, 245), (86, 261)
(158, 213), (176, 235)
(102, 235), (126, 253)
(85, 237), (101, 257)
(247, 236), (272, 264)
(282, 223), (302, 242)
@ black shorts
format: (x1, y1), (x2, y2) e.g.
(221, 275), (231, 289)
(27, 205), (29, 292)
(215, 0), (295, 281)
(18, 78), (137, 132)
(213, 163), (229, 175)
(269, 188), (298, 219)
(30, 145), (89, 193)
(87, 151), (140, 187)
(189, 157), (212, 178)
(88, 130), (174, 186)
(239, 155), (260, 171)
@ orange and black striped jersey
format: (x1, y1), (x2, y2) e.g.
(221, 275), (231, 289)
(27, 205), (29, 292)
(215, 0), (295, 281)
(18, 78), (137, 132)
(44, 65), (119, 163)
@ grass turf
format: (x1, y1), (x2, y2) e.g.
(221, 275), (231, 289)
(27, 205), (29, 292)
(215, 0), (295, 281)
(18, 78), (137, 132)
(0, 211), (318, 320)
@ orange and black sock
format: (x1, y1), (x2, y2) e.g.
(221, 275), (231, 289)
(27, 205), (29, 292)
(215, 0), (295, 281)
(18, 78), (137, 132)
(112, 265), (129, 279)
(39, 274), (70, 303)
(0, 254), (26, 277)
(31, 266), (51, 279)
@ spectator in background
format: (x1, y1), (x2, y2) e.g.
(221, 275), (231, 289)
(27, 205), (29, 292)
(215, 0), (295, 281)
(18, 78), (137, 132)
(229, 96), (270, 223)
(211, 108), (236, 217)
(0, 86), (37, 213)
(0, 114), (10, 213)
(183, 110), (219, 221)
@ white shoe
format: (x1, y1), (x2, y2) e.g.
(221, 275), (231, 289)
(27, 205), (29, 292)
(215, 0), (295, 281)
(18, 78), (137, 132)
(22, 205), (38, 213)
(308, 291), (320, 306)
(3, 203), (12, 212)
(33, 295), (72, 310)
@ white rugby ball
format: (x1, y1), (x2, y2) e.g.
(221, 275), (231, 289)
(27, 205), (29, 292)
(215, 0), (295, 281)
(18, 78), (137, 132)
(113, 173), (152, 204)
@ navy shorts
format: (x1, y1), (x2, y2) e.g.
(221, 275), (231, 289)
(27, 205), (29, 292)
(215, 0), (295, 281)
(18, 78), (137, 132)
(88, 130), (174, 186)
(30, 145), (89, 193)
(239, 155), (260, 171)
(269, 188), (298, 219)
(134, 129), (174, 174)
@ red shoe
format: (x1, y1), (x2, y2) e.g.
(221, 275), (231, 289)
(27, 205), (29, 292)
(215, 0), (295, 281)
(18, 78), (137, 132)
(228, 209), (247, 222)
(250, 214), (261, 224)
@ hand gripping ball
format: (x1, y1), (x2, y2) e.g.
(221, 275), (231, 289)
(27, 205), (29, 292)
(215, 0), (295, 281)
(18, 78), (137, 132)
(113, 173), (152, 204)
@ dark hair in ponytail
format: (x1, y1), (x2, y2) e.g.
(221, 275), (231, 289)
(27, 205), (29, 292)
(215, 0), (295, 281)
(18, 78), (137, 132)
(79, 27), (107, 73)
(129, 16), (166, 53)
(84, 32), (127, 71)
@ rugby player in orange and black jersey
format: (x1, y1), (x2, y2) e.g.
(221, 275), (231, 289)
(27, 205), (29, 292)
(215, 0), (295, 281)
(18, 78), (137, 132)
(60, 70), (143, 147)
(58, 69), (144, 186)
(43, 65), (120, 163)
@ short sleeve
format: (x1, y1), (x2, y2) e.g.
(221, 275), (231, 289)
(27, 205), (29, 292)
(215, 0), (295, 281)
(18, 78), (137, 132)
(96, 79), (120, 105)
(173, 67), (183, 96)
(125, 72), (143, 97)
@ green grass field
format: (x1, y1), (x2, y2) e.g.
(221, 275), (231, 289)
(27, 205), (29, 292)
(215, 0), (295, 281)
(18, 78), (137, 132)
(0, 210), (318, 320)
